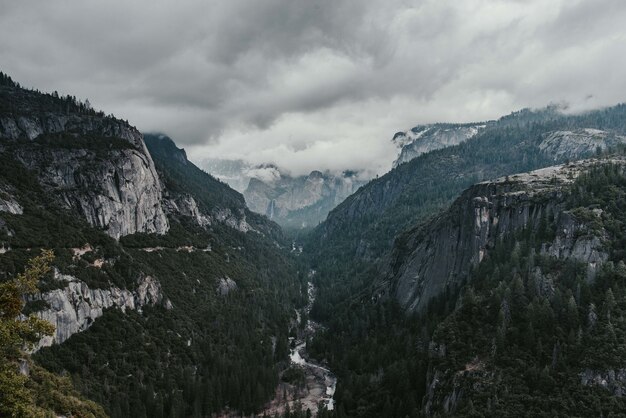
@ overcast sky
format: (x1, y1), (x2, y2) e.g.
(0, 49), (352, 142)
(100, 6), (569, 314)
(2, 0), (626, 176)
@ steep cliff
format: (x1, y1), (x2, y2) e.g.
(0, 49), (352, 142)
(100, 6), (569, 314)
(307, 105), (626, 321)
(310, 155), (626, 417)
(0, 83), (169, 239)
(388, 158), (623, 313)
(417, 160), (626, 416)
(316, 106), (626, 258)
(0, 183), (23, 214)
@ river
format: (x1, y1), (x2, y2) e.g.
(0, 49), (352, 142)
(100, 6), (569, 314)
(260, 280), (337, 416)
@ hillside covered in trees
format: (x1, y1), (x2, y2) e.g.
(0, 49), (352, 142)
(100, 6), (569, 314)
(0, 76), (306, 417)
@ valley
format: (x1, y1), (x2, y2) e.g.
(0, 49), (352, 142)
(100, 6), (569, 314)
(2, 70), (626, 417)
(261, 281), (337, 416)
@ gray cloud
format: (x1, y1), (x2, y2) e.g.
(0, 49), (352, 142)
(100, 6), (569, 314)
(1, 0), (626, 176)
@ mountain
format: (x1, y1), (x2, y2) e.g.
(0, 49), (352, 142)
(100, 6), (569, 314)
(243, 169), (367, 229)
(0, 75), (169, 240)
(0, 74), (303, 417)
(392, 123), (485, 167)
(309, 156), (626, 416)
(417, 160), (626, 416)
(143, 133), (280, 236)
(307, 106), (626, 309)
(387, 158), (621, 313)
(200, 157), (367, 229)
(303, 103), (626, 416)
(5, 66), (626, 418)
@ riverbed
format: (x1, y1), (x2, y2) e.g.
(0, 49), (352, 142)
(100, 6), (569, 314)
(260, 280), (337, 416)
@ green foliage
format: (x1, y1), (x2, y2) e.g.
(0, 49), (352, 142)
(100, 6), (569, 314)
(281, 366), (306, 385)
(0, 73), (105, 118)
(0, 127), (304, 417)
(0, 251), (55, 417)
(306, 104), (626, 325)
(0, 80), (305, 416)
(34, 218), (304, 417)
(0, 250), (103, 417)
(0, 71), (18, 88)
(309, 163), (626, 417)
(144, 134), (245, 214)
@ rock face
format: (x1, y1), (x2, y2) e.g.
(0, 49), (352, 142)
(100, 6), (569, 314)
(216, 277), (238, 296)
(165, 194), (212, 227)
(0, 86), (170, 239)
(0, 184), (22, 214)
(543, 208), (609, 281)
(540, 129), (626, 161)
(580, 368), (626, 396)
(212, 207), (253, 233)
(244, 169), (366, 228)
(16, 144), (169, 239)
(315, 105), (626, 270)
(387, 159), (623, 313)
(31, 272), (169, 350)
(198, 155), (367, 229)
(393, 124), (484, 167)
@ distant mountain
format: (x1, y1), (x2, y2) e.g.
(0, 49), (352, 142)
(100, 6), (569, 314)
(243, 169), (367, 229)
(392, 122), (485, 167)
(200, 158), (367, 229)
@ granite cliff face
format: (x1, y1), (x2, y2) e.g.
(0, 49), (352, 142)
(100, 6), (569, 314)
(539, 128), (626, 161)
(199, 155), (367, 229)
(393, 123), (484, 167)
(15, 143), (169, 239)
(0, 183), (23, 215)
(0, 85), (169, 239)
(31, 272), (169, 350)
(0, 76), (302, 416)
(387, 159), (623, 313)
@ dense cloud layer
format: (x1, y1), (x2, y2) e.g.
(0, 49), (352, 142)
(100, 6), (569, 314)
(2, 0), (626, 176)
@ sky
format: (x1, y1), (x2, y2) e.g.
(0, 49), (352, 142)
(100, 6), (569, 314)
(2, 0), (626, 177)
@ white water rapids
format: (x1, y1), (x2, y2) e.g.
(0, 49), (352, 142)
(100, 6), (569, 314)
(287, 281), (337, 412)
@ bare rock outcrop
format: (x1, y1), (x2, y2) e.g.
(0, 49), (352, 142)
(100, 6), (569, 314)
(31, 272), (170, 350)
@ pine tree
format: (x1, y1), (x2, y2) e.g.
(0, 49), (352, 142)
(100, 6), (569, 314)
(0, 250), (55, 417)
